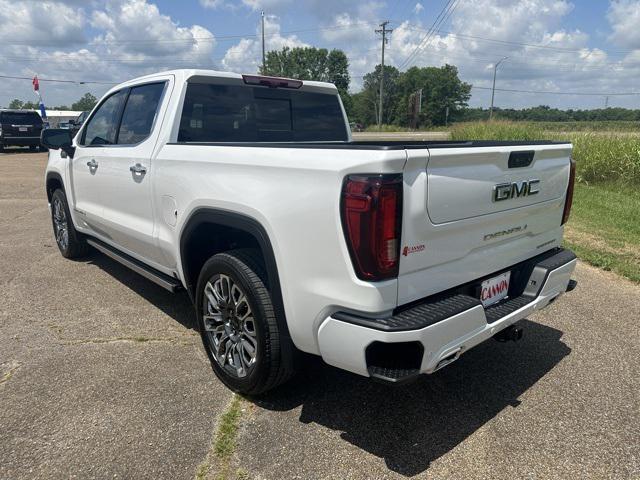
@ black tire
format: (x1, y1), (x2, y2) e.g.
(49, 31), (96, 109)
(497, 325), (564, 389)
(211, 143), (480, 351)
(50, 189), (90, 259)
(39, 145), (48, 152)
(195, 249), (297, 395)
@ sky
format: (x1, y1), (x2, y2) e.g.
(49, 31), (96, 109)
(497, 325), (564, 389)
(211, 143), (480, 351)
(1, 0), (640, 110)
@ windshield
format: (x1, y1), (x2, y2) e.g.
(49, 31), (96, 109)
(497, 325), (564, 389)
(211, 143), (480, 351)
(1, 112), (43, 125)
(178, 83), (347, 143)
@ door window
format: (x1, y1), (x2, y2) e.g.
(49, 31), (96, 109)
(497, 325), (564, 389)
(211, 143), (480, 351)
(117, 82), (166, 145)
(82, 90), (127, 146)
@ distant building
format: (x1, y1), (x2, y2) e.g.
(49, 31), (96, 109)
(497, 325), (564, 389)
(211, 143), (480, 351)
(32, 110), (83, 128)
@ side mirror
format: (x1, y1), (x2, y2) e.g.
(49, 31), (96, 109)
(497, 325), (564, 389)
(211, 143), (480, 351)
(41, 129), (75, 158)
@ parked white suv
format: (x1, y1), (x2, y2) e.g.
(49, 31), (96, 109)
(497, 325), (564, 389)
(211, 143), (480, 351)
(42, 70), (577, 394)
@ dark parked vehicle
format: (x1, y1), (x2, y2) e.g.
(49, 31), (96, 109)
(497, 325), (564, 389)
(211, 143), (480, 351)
(0, 110), (44, 151)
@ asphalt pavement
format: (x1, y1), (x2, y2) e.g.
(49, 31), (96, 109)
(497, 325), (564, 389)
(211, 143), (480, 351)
(1, 150), (638, 479)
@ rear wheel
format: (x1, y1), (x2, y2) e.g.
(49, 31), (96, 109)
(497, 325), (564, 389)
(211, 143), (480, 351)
(50, 189), (89, 259)
(195, 249), (296, 395)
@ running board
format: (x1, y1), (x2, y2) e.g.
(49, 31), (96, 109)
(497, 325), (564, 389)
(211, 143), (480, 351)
(86, 238), (183, 293)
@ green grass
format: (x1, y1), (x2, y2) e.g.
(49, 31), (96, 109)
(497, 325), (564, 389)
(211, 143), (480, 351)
(449, 121), (640, 282)
(565, 183), (640, 283)
(363, 124), (412, 132)
(450, 121), (640, 186)
(195, 394), (245, 480)
(505, 120), (640, 132)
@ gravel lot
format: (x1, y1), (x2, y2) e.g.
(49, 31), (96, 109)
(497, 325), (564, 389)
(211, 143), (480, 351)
(1, 151), (638, 479)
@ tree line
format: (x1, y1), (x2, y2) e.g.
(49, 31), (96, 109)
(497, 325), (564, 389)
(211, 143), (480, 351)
(7, 93), (98, 112)
(261, 46), (471, 128)
(263, 47), (640, 127)
(8, 48), (640, 126)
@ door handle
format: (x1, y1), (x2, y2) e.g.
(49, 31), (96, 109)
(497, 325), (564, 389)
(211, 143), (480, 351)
(86, 159), (98, 169)
(130, 163), (147, 174)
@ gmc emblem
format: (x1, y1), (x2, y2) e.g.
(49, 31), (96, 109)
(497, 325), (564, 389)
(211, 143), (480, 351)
(493, 179), (540, 202)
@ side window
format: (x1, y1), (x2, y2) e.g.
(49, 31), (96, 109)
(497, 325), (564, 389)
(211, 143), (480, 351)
(117, 82), (165, 145)
(82, 90), (127, 146)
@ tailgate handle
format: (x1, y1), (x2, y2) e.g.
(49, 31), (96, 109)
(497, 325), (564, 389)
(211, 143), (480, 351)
(508, 151), (535, 168)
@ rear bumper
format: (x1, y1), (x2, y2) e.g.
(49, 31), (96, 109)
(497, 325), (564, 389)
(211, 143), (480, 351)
(0, 136), (41, 146)
(317, 248), (577, 382)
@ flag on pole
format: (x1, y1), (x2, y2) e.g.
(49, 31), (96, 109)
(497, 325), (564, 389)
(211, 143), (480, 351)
(32, 75), (47, 121)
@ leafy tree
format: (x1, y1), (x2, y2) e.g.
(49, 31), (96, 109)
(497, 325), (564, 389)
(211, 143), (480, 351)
(261, 46), (351, 107)
(71, 93), (97, 112)
(354, 64), (401, 126)
(393, 65), (471, 127)
(7, 99), (38, 109)
(351, 64), (470, 128)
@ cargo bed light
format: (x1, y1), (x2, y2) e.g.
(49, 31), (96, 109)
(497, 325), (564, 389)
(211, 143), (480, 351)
(242, 75), (303, 89)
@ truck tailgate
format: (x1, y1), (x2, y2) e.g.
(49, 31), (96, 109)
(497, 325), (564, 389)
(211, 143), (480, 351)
(398, 143), (573, 306)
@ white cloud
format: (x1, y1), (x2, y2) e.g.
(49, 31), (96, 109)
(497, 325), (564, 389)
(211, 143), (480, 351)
(200, 0), (224, 8)
(608, 0), (640, 48)
(0, 0), (218, 108)
(221, 14), (307, 73)
(240, 0), (293, 11)
(3, 0), (640, 110)
(0, 0), (86, 47)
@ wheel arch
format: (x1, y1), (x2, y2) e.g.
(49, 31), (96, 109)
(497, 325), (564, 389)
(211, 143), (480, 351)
(179, 208), (292, 340)
(45, 171), (65, 202)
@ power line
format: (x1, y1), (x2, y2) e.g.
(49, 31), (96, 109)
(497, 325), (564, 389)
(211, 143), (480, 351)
(0, 21), (385, 47)
(0, 74), (116, 85)
(398, 0), (460, 70)
(404, 27), (638, 56)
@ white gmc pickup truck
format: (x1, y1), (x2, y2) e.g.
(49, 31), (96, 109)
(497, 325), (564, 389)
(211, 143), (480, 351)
(42, 69), (577, 394)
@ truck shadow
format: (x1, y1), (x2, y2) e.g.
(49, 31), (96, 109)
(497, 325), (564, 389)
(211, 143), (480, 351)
(253, 320), (570, 477)
(86, 252), (198, 331)
(85, 252), (570, 476)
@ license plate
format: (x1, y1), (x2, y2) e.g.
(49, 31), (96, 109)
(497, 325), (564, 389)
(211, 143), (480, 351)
(480, 271), (511, 307)
(19, 127), (27, 132)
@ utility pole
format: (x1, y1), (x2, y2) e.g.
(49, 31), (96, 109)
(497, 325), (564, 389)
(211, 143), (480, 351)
(375, 21), (392, 129)
(261, 11), (266, 73)
(605, 96), (609, 108)
(489, 56), (508, 120)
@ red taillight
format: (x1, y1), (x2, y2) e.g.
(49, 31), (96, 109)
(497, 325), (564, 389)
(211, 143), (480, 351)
(562, 157), (576, 225)
(341, 174), (403, 281)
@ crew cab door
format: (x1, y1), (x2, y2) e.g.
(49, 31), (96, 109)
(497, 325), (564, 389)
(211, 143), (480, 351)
(71, 89), (128, 233)
(95, 81), (169, 265)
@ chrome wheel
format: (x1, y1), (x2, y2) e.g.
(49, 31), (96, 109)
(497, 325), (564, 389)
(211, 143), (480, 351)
(202, 274), (258, 378)
(52, 197), (69, 251)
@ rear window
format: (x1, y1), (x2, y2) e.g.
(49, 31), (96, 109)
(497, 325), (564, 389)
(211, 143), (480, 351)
(178, 83), (347, 143)
(1, 111), (43, 125)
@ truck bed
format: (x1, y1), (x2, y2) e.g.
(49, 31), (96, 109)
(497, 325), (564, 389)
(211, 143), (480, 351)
(169, 140), (569, 149)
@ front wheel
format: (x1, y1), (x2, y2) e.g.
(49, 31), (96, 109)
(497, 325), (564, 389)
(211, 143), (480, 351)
(195, 250), (296, 395)
(50, 189), (89, 259)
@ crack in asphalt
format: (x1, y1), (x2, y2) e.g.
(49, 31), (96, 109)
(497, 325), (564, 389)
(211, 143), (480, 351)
(194, 394), (248, 480)
(60, 336), (198, 346)
(0, 361), (21, 386)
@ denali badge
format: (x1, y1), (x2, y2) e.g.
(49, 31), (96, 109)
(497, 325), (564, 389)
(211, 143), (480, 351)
(484, 224), (528, 241)
(493, 179), (540, 202)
